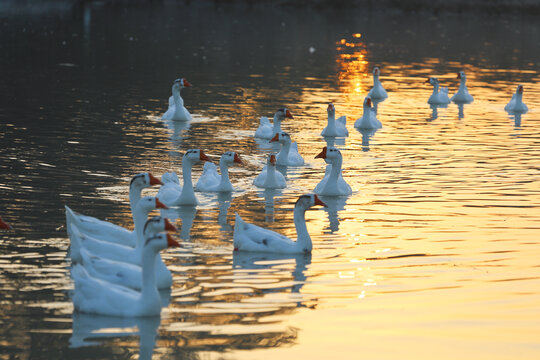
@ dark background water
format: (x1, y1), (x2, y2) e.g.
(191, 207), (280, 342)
(1, 1), (539, 359)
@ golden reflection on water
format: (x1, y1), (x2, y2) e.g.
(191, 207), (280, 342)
(336, 33), (370, 104)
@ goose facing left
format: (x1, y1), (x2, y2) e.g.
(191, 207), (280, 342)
(72, 232), (180, 317)
(65, 172), (162, 247)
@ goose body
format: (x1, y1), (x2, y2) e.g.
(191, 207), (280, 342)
(253, 154), (286, 189)
(321, 103), (348, 137)
(65, 173), (162, 247)
(68, 198), (174, 289)
(426, 77), (451, 105)
(162, 78), (192, 121)
(354, 97), (382, 129)
(233, 194), (326, 254)
(195, 152), (243, 192)
(157, 149), (210, 206)
(505, 85), (528, 113)
(270, 131), (305, 166)
(254, 108), (293, 139)
(314, 147), (352, 196)
(367, 67), (388, 100)
(78, 216), (177, 290)
(450, 71), (474, 103)
(72, 232), (180, 317)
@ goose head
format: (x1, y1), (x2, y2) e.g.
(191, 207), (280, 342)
(144, 232), (181, 251)
(267, 154), (277, 166)
(516, 85), (524, 94)
(0, 216), (12, 230)
(269, 131), (292, 145)
(425, 77), (439, 86)
(221, 151), (243, 166)
(275, 108), (294, 120)
(143, 216), (178, 237)
(363, 96), (372, 110)
(172, 78), (191, 91)
(183, 149), (211, 164)
(457, 71), (466, 81)
(130, 172), (162, 190)
(295, 194), (327, 210)
(315, 146), (342, 165)
(327, 103), (336, 117)
(373, 66), (380, 77)
(137, 196), (168, 212)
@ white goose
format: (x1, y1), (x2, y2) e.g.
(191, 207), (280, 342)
(254, 108), (294, 139)
(233, 194), (326, 254)
(314, 146), (352, 196)
(367, 66), (388, 100)
(426, 77), (450, 105)
(354, 97), (382, 129)
(162, 78), (192, 121)
(72, 232), (180, 317)
(450, 71), (474, 103)
(157, 149), (211, 206)
(78, 217), (177, 290)
(253, 154), (286, 189)
(65, 172), (162, 247)
(195, 151), (243, 192)
(504, 85), (528, 113)
(321, 103), (348, 137)
(270, 131), (305, 166)
(68, 197), (174, 289)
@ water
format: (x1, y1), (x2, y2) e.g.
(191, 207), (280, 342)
(1, 1), (539, 359)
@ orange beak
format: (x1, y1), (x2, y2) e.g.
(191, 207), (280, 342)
(425, 77), (431, 84)
(199, 150), (211, 162)
(270, 133), (279, 143)
(457, 72), (461, 79)
(155, 198), (168, 209)
(314, 194), (327, 207)
(183, 79), (191, 87)
(233, 153), (243, 165)
(0, 217), (12, 230)
(327, 104), (333, 111)
(285, 109), (293, 119)
(518, 85), (523, 94)
(315, 147), (327, 159)
(167, 234), (181, 248)
(366, 98), (372, 107)
(148, 173), (162, 186)
(270, 154), (276, 165)
(164, 218), (178, 232)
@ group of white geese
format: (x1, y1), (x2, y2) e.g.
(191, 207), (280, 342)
(63, 67), (529, 317)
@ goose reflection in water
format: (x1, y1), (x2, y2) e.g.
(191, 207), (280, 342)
(160, 205), (197, 240)
(323, 135), (346, 148)
(319, 195), (350, 233)
(164, 118), (191, 146)
(355, 127), (378, 152)
(70, 312), (161, 360)
(232, 251), (313, 306)
(428, 103), (449, 122)
(255, 188), (284, 223)
(217, 191), (233, 230)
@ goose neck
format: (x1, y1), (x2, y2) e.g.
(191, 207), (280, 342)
(129, 185), (144, 222)
(293, 205), (312, 251)
(172, 87), (183, 108)
(273, 114), (282, 133)
(140, 245), (160, 302)
(432, 83), (440, 94)
(277, 140), (291, 163)
(264, 165), (277, 186)
(134, 206), (150, 248)
(219, 161), (232, 189)
(327, 112), (336, 132)
(181, 160), (194, 193)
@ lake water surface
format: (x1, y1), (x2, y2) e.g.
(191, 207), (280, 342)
(0, 1), (539, 359)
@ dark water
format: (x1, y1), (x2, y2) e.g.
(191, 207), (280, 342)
(1, 1), (539, 359)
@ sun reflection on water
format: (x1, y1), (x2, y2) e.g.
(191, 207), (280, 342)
(336, 33), (369, 104)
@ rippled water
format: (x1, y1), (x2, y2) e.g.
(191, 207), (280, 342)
(1, 1), (539, 359)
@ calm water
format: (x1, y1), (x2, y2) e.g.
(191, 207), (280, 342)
(1, 1), (539, 359)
